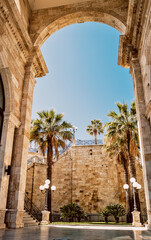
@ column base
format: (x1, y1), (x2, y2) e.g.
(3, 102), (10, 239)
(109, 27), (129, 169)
(132, 211), (143, 227)
(147, 210), (151, 228)
(146, 224), (151, 230)
(41, 211), (50, 225)
(0, 209), (7, 229)
(5, 209), (24, 229)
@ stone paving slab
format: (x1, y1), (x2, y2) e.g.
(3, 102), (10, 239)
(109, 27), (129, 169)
(0, 226), (151, 240)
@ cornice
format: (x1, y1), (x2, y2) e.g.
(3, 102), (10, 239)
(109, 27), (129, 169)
(118, 0), (148, 68)
(0, 1), (48, 78)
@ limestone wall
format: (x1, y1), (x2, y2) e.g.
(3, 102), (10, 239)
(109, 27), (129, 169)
(26, 162), (47, 211)
(26, 145), (146, 214)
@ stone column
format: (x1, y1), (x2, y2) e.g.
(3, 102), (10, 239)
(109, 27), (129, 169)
(0, 112), (20, 228)
(130, 56), (151, 229)
(5, 63), (36, 228)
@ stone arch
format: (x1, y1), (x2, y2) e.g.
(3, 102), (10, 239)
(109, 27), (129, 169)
(32, 11), (126, 48)
(0, 56), (14, 115)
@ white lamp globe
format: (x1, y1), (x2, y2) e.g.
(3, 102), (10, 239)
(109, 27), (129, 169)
(39, 185), (44, 191)
(73, 126), (78, 131)
(123, 184), (129, 190)
(130, 177), (136, 183)
(133, 182), (138, 188)
(45, 179), (50, 185)
(44, 184), (49, 189)
(137, 184), (141, 190)
(51, 185), (56, 191)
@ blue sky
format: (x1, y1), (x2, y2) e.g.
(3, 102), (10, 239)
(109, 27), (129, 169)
(32, 22), (134, 140)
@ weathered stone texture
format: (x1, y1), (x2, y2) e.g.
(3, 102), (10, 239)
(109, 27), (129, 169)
(0, 0), (150, 229)
(26, 162), (47, 211)
(26, 145), (146, 215)
(29, 0), (128, 46)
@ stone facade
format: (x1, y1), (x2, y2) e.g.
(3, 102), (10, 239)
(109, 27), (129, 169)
(0, 0), (151, 229)
(26, 145), (146, 215)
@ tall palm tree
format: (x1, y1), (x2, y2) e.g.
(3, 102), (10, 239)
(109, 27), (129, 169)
(86, 119), (103, 144)
(104, 101), (139, 180)
(104, 101), (140, 212)
(30, 109), (73, 220)
(104, 136), (132, 222)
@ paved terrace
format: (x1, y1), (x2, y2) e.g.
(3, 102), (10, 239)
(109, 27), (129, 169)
(0, 225), (151, 240)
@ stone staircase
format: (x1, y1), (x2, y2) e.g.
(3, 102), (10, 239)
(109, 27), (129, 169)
(23, 211), (39, 227)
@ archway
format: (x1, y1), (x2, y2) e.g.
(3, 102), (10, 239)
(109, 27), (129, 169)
(30, 20), (145, 223)
(1, 0), (151, 229)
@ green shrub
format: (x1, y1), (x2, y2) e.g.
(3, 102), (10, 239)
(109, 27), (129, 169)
(100, 208), (111, 223)
(60, 203), (85, 222)
(106, 204), (125, 223)
(101, 204), (125, 223)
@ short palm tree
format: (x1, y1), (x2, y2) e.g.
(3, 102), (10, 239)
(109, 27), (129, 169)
(30, 109), (73, 220)
(86, 119), (103, 144)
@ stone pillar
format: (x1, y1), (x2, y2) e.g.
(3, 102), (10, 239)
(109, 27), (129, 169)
(5, 63), (36, 228)
(41, 211), (50, 225)
(132, 211), (142, 227)
(0, 112), (20, 229)
(130, 56), (151, 229)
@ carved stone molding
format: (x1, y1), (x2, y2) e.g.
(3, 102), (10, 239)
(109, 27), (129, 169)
(4, 112), (21, 128)
(0, 1), (48, 78)
(118, 0), (150, 68)
(145, 100), (151, 121)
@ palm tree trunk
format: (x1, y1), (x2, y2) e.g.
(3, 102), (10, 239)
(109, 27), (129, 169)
(121, 153), (132, 222)
(94, 132), (97, 144)
(126, 132), (140, 212)
(47, 138), (53, 222)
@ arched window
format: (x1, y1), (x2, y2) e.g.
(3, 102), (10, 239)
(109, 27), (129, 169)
(0, 76), (4, 141)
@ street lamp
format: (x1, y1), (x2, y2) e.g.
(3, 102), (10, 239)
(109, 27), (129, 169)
(39, 179), (51, 211)
(123, 179), (141, 223)
(129, 178), (142, 227)
(39, 180), (56, 224)
(123, 184), (131, 223)
(51, 185), (56, 192)
(131, 179), (141, 212)
(130, 177), (136, 184)
(70, 126), (78, 146)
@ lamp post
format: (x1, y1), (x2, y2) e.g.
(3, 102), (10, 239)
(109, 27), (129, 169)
(39, 179), (50, 211)
(72, 125), (78, 146)
(123, 184), (131, 223)
(129, 177), (142, 227)
(39, 180), (56, 224)
(130, 177), (141, 212)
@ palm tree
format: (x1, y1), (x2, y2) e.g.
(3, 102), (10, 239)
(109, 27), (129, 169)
(104, 136), (132, 222)
(104, 101), (139, 179)
(104, 101), (140, 212)
(30, 109), (73, 221)
(86, 119), (103, 144)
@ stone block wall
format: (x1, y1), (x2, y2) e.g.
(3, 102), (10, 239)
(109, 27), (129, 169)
(26, 144), (146, 215)
(26, 162), (47, 211)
